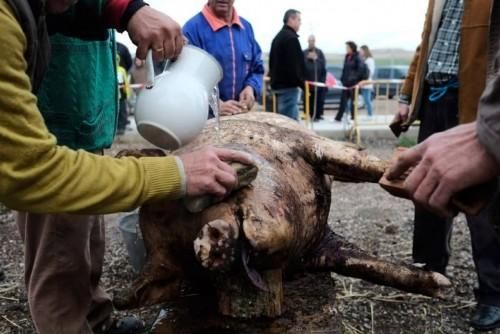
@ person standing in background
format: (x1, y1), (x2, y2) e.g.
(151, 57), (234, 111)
(117, 54), (131, 135)
(116, 43), (132, 135)
(269, 9), (305, 121)
(117, 41), (133, 72)
(359, 45), (375, 117)
(335, 41), (365, 122)
(304, 34), (327, 121)
(183, 0), (264, 117)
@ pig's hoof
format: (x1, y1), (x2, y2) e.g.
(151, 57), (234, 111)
(432, 272), (453, 299)
(194, 220), (239, 271)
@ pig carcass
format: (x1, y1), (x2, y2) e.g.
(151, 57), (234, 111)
(120, 112), (450, 318)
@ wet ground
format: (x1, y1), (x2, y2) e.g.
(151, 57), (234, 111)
(0, 140), (498, 334)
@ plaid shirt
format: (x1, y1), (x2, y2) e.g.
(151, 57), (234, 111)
(425, 0), (464, 86)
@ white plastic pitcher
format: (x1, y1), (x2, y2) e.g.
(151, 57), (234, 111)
(134, 45), (223, 150)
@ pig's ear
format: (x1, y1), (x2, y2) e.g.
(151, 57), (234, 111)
(116, 149), (167, 159)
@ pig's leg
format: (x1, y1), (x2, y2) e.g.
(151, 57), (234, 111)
(305, 227), (452, 298)
(306, 136), (388, 183)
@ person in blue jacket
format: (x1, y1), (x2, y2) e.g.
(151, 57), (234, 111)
(183, 0), (264, 117)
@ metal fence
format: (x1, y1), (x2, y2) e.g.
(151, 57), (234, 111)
(262, 78), (406, 145)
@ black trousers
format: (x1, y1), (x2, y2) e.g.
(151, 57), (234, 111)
(414, 85), (500, 306)
(335, 89), (355, 121)
(305, 86), (326, 119)
(117, 99), (128, 132)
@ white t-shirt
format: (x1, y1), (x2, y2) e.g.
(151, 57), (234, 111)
(364, 57), (376, 90)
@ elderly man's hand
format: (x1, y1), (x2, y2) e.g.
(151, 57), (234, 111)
(127, 6), (184, 62)
(220, 101), (246, 116)
(386, 123), (500, 217)
(239, 86), (256, 111)
(179, 146), (254, 198)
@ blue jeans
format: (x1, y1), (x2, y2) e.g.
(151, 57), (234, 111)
(361, 89), (373, 116)
(274, 88), (300, 121)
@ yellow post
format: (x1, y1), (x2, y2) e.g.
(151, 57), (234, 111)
(304, 81), (311, 127)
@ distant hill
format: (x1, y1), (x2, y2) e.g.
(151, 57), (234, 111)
(262, 48), (414, 66)
(326, 49), (415, 66)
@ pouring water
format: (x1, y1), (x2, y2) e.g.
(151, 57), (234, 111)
(209, 86), (222, 143)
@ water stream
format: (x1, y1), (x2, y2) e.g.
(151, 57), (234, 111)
(209, 86), (222, 144)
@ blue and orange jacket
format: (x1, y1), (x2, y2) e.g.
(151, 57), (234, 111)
(183, 6), (264, 102)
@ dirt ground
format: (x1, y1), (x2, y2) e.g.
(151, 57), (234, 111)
(0, 139), (498, 334)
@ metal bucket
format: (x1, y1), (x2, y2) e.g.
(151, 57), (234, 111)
(118, 213), (146, 273)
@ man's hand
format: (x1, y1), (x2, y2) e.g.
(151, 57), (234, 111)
(386, 123), (500, 217)
(179, 147), (254, 198)
(127, 6), (184, 62)
(392, 103), (410, 126)
(239, 86), (255, 111)
(220, 100), (246, 116)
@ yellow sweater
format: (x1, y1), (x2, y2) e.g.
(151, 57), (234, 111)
(0, 0), (183, 214)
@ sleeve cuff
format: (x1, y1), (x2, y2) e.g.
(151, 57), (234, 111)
(477, 118), (500, 165)
(243, 82), (258, 98)
(399, 94), (411, 105)
(140, 156), (184, 202)
(174, 156), (187, 196)
(120, 0), (149, 32)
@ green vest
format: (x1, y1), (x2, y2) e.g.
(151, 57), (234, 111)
(37, 32), (118, 151)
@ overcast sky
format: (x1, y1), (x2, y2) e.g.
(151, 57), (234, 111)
(117, 0), (427, 54)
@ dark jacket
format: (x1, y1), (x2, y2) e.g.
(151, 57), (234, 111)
(303, 47), (327, 83)
(478, 51), (500, 164)
(478, 73), (500, 164)
(269, 26), (305, 90)
(477, 2), (500, 226)
(340, 52), (364, 88)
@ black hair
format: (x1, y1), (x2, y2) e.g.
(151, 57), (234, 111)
(346, 41), (358, 53)
(283, 9), (301, 24)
